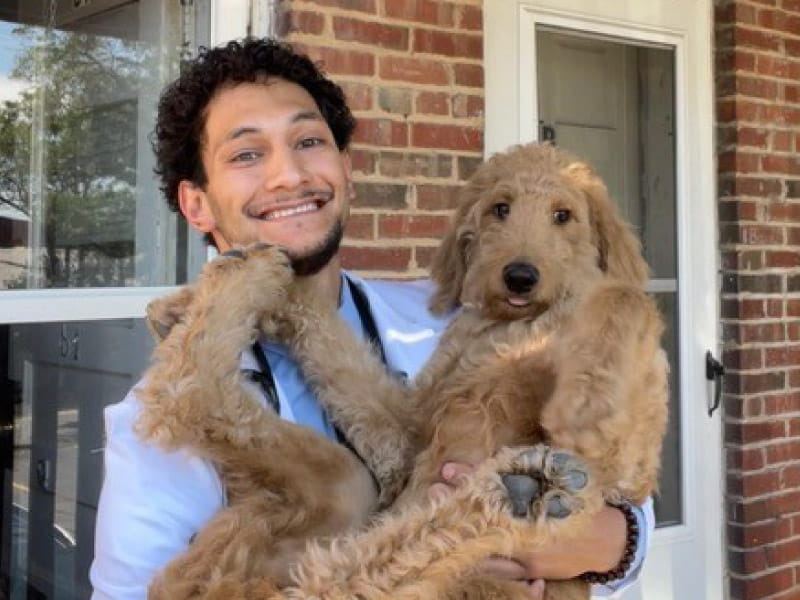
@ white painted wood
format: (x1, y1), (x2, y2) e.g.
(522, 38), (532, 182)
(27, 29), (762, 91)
(485, 2), (721, 598)
(210, 0), (250, 46)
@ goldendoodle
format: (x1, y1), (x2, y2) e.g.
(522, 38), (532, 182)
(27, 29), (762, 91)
(136, 142), (669, 600)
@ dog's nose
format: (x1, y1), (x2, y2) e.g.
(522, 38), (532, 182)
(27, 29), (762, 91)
(502, 262), (539, 294)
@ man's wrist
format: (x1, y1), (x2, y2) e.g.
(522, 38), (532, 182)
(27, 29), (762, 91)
(580, 502), (639, 584)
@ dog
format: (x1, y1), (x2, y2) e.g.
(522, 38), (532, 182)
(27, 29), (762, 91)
(137, 142), (668, 599)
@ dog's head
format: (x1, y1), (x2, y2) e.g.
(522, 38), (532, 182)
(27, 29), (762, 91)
(429, 143), (649, 320)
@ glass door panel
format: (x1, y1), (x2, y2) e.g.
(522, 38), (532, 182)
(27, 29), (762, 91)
(2, 319), (154, 599)
(537, 29), (681, 527)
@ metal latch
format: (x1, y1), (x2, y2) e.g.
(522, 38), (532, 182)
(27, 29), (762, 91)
(706, 351), (725, 417)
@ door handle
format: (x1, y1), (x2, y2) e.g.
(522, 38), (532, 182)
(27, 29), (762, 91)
(706, 351), (725, 417)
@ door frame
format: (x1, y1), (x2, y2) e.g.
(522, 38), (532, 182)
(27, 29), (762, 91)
(484, 1), (722, 597)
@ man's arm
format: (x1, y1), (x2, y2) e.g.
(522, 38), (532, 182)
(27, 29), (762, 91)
(90, 392), (224, 600)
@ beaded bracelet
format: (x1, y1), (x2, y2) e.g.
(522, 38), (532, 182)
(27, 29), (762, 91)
(579, 502), (639, 584)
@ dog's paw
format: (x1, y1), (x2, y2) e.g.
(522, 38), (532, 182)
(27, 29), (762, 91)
(196, 243), (294, 308)
(491, 445), (590, 521)
(146, 285), (196, 342)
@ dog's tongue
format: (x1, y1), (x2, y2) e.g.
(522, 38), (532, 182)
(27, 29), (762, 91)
(507, 296), (530, 307)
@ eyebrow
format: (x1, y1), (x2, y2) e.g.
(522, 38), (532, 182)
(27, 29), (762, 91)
(223, 111), (325, 143)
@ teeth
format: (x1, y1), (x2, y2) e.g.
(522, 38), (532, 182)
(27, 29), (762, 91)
(260, 202), (319, 221)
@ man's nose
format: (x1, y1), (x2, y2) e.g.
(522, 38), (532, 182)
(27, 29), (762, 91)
(263, 146), (309, 191)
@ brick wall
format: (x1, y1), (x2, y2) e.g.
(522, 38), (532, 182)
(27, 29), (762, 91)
(276, 0), (484, 278)
(716, 0), (800, 598)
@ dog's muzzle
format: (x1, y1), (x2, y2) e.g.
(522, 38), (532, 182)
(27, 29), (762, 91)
(502, 262), (539, 294)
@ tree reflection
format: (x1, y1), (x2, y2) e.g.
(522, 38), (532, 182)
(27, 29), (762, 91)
(0, 25), (144, 288)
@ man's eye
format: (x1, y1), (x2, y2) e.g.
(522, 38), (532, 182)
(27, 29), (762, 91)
(297, 137), (324, 149)
(231, 151), (260, 162)
(493, 202), (510, 220)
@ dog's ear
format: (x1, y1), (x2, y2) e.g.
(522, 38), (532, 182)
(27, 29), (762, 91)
(564, 161), (650, 287)
(146, 285), (196, 342)
(429, 193), (478, 315)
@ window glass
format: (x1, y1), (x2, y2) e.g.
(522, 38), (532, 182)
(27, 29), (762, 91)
(0, 0), (186, 290)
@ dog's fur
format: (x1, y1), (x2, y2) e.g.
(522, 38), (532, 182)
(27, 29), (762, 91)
(136, 142), (668, 599)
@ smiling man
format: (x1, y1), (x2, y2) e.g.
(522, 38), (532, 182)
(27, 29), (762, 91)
(90, 39), (653, 600)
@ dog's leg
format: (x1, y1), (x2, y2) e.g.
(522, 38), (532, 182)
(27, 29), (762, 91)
(135, 244), (295, 452)
(275, 283), (422, 508)
(283, 445), (595, 600)
(540, 282), (667, 503)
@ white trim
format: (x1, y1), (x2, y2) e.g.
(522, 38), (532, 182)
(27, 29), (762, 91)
(0, 288), (174, 324)
(209, 0), (250, 45)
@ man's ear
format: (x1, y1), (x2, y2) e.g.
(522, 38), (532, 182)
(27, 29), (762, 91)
(178, 180), (215, 233)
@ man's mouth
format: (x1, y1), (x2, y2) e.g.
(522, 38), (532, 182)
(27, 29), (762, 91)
(258, 201), (321, 221)
(248, 192), (333, 221)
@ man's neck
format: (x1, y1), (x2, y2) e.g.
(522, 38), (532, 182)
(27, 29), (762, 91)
(299, 256), (343, 309)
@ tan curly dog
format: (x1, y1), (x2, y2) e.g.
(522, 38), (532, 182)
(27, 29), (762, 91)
(136, 142), (669, 599)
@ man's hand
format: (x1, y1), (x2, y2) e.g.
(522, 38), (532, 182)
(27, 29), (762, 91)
(431, 461), (628, 583)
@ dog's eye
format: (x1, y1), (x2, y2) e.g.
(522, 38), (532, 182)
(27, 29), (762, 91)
(493, 203), (510, 220)
(553, 209), (571, 224)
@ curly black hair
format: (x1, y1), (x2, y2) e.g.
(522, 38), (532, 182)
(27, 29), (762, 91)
(153, 38), (356, 213)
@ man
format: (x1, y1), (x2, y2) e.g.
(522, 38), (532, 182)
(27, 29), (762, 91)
(90, 38), (653, 600)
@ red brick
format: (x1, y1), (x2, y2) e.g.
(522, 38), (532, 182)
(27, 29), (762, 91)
(790, 228), (800, 245)
(742, 322), (785, 343)
(344, 213), (374, 240)
(350, 148), (376, 175)
(787, 38), (800, 57)
(719, 151), (760, 174)
(737, 567), (794, 597)
(766, 346), (800, 367)
(763, 154), (800, 175)
(782, 0), (800, 11)
(736, 126), (769, 147)
(733, 25), (782, 52)
(452, 94), (484, 118)
(737, 76), (780, 100)
(766, 540), (800, 568)
(340, 246), (411, 271)
(415, 245), (437, 269)
(729, 518), (793, 548)
(458, 5), (482, 30)
(383, 0), (455, 27)
(739, 225), (785, 245)
(729, 548), (768, 574)
(417, 184), (463, 211)
(766, 440), (800, 464)
(416, 91), (450, 115)
(741, 470), (781, 497)
(724, 347), (764, 369)
(755, 54), (792, 79)
(411, 123), (482, 151)
(379, 56), (448, 85)
(276, 10), (325, 36)
(727, 420), (787, 444)
(341, 81), (373, 111)
(788, 299), (800, 317)
(768, 299), (785, 318)
(766, 251), (800, 268)
(773, 130), (794, 151)
(453, 63), (484, 87)
(379, 214), (450, 238)
(333, 16), (409, 51)
(728, 446), (766, 470)
(296, 45), (375, 76)
(353, 119), (408, 147)
(413, 29), (483, 59)
(378, 151), (452, 178)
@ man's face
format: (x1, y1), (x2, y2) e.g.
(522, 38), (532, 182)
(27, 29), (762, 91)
(179, 78), (353, 269)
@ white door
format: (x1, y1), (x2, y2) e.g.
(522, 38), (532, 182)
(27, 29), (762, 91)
(486, 2), (721, 599)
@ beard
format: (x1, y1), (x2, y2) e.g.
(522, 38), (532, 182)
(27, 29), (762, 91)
(289, 218), (344, 276)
